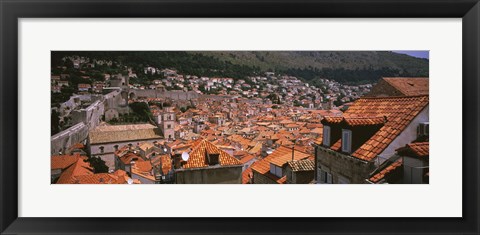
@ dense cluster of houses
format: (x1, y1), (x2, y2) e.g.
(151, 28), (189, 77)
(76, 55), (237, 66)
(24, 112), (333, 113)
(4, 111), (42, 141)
(51, 73), (429, 184)
(52, 55), (372, 109)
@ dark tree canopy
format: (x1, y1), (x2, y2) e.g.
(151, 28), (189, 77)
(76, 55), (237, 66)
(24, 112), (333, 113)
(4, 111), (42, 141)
(86, 156), (109, 173)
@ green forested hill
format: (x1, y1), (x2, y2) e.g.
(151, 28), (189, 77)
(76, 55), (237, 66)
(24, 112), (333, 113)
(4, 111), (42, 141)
(52, 51), (428, 85)
(196, 51), (427, 73)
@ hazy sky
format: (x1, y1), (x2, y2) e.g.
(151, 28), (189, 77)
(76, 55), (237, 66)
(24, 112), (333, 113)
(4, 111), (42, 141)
(392, 50), (429, 59)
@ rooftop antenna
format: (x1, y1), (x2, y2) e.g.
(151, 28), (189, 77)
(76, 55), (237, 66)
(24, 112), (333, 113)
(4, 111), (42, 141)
(292, 139), (297, 161)
(292, 145), (295, 161)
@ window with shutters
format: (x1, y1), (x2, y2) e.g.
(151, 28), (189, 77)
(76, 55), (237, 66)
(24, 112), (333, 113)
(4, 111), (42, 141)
(319, 169), (326, 183)
(322, 125), (331, 147)
(318, 168), (332, 184)
(342, 129), (352, 153)
(326, 173), (333, 184)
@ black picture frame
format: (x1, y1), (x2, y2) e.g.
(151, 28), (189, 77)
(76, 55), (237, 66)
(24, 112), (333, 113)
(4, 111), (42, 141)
(1, 0), (479, 234)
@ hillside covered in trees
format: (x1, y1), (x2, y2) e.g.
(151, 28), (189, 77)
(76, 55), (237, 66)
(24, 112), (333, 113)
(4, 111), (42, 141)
(52, 51), (428, 85)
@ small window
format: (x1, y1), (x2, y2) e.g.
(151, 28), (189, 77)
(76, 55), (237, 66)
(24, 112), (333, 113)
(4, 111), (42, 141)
(326, 173), (333, 184)
(99, 146), (104, 154)
(319, 168), (331, 184)
(270, 163), (275, 175)
(275, 166), (283, 178)
(323, 126), (331, 146)
(167, 124), (171, 129)
(114, 145), (119, 151)
(341, 129), (352, 153)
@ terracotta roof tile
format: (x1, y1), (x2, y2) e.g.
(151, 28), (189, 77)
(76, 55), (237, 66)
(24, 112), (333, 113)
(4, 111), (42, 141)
(343, 117), (386, 127)
(322, 116), (343, 124)
(183, 139), (242, 169)
(369, 158), (403, 183)
(251, 146), (312, 183)
(383, 77), (429, 96)
(73, 171), (128, 184)
(134, 161), (153, 172)
(328, 95), (428, 161)
(397, 142), (429, 158)
(56, 157), (94, 184)
(269, 146), (311, 167)
(51, 154), (81, 170)
(287, 158), (315, 172)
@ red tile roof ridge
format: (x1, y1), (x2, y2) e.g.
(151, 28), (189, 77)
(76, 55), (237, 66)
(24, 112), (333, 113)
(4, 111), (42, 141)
(359, 94), (429, 99)
(396, 142), (429, 158)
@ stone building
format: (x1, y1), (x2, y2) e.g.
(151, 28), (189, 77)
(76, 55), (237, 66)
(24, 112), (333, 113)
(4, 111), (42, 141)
(315, 95), (429, 184)
(88, 124), (163, 170)
(174, 139), (243, 184)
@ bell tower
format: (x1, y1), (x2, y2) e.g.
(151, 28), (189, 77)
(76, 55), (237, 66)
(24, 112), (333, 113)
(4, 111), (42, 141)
(160, 105), (175, 140)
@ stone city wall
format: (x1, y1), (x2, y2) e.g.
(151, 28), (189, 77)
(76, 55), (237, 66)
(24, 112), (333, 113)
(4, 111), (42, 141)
(51, 122), (89, 155)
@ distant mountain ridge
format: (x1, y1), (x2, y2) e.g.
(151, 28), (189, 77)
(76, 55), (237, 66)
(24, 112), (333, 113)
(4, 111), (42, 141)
(193, 51), (428, 74)
(52, 51), (428, 85)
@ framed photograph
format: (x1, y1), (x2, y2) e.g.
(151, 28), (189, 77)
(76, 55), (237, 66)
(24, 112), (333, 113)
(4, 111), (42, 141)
(1, 0), (479, 234)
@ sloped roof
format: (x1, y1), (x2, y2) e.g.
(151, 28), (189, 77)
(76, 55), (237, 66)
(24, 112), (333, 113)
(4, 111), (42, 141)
(287, 158), (315, 172)
(134, 161), (153, 172)
(252, 146), (312, 174)
(56, 157), (94, 184)
(369, 158), (403, 183)
(51, 154), (82, 170)
(322, 116), (343, 124)
(397, 142), (429, 158)
(383, 77), (429, 96)
(119, 152), (144, 165)
(182, 139), (242, 169)
(327, 95), (429, 161)
(73, 170), (130, 184)
(89, 124), (162, 144)
(239, 154), (255, 164)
